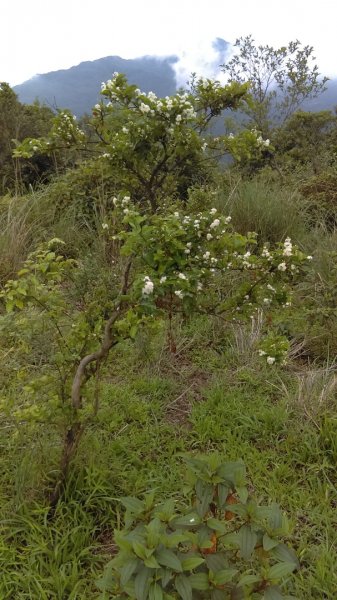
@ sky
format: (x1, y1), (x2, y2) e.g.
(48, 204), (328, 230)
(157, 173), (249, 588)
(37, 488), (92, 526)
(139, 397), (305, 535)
(2, 0), (337, 86)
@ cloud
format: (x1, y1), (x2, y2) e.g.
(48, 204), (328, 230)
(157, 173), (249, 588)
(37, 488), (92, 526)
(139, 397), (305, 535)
(172, 37), (231, 87)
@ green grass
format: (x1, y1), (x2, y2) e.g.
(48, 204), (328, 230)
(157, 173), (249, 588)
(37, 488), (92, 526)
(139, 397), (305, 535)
(1, 321), (337, 598)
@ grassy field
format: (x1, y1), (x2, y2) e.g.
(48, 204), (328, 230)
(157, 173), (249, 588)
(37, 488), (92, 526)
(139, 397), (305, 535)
(1, 310), (337, 598)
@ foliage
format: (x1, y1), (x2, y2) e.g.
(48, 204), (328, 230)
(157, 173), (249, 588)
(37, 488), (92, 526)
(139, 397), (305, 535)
(221, 36), (328, 135)
(97, 455), (298, 599)
(0, 82), (54, 192)
(14, 74), (273, 210)
(273, 110), (337, 173)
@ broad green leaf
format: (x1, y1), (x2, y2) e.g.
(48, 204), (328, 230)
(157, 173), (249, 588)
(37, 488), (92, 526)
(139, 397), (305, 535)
(133, 541), (148, 560)
(217, 483), (230, 508)
(205, 553), (227, 572)
(238, 573), (261, 586)
(212, 568), (238, 585)
(173, 512), (201, 527)
(264, 585), (284, 600)
(175, 574), (192, 600)
(144, 555), (161, 569)
(120, 557), (139, 586)
(121, 496), (145, 513)
(238, 525), (257, 560)
(134, 566), (152, 600)
(156, 548), (183, 572)
(268, 562), (296, 580)
(271, 544), (299, 569)
(149, 582), (164, 600)
(189, 572), (210, 590)
(216, 461), (246, 486)
(206, 517), (227, 533)
(263, 533), (280, 551)
(181, 556), (205, 571)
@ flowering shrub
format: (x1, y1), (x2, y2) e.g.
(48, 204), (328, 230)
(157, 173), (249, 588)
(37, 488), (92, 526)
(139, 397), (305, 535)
(104, 196), (309, 364)
(14, 74), (271, 211)
(97, 455), (299, 599)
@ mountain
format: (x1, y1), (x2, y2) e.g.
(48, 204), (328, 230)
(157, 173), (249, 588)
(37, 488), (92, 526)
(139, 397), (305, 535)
(13, 50), (337, 117)
(13, 55), (178, 116)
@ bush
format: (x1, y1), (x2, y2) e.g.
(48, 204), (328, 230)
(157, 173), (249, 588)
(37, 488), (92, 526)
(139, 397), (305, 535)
(97, 455), (298, 599)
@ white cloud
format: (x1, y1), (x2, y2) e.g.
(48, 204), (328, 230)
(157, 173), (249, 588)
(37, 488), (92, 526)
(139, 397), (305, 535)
(2, 0), (337, 85)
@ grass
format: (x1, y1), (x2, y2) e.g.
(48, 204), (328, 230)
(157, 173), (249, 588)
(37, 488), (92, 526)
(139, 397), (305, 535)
(1, 173), (337, 598)
(1, 318), (337, 598)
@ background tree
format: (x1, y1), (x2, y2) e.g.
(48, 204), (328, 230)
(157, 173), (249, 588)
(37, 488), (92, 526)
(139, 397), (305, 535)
(221, 36), (328, 135)
(0, 83), (55, 192)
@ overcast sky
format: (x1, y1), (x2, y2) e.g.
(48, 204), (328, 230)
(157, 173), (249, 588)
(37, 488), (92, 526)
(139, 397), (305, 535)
(2, 0), (337, 86)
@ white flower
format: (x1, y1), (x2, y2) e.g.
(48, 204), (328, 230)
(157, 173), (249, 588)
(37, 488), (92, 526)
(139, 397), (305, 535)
(258, 349), (266, 356)
(261, 246), (270, 258)
(210, 208), (217, 215)
(178, 273), (187, 280)
(174, 211), (180, 217)
(142, 277), (154, 295)
(203, 251), (210, 260)
(206, 233), (213, 241)
(197, 282), (203, 291)
(175, 290), (184, 299)
(160, 276), (167, 283)
(267, 284), (276, 293)
(267, 356), (276, 365)
(264, 139), (270, 147)
(184, 248), (191, 254)
(228, 132), (234, 139)
(283, 237), (293, 257)
(139, 102), (150, 114)
(101, 223), (109, 230)
(243, 251), (251, 259)
(278, 262), (287, 271)
(224, 216), (232, 224)
(210, 219), (220, 229)
(176, 114), (182, 123)
(263, 298), (271, 305)
(122, 127), (129, 133)
(186, 242), (192, 248)
(202, 142), (208, 152)
(307, 255), (313, 260)
(147, 91), (157, 101)
(94, 104), (101, 110)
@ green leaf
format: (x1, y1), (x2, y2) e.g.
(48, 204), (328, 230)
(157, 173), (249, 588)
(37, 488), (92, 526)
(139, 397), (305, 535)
(268, 562), (296, 580)
(121, 496), (145, 513)
(196, 485), (214, 517)
(238, 573), (261, 586)
(216, 461), (246, 486)
(149, 582), (164, 600)
(120, 558), (139, 586)
(134, 566), (152, 600)
(263, 533), (280, 551)
(181, 556), (205, 571)
(173, 512), (201, 527)
(212, 568), (238, 585)
(133, 541), (148, 560)
(238, 525), (257, 560)
(175, 574), (192, 600)
(189, 572), (210, 591)
(264, 585), (284, 600)
(271, 544), (299, 568)
(206, 517), (227, 533)
(144, 555), (161, 569)
(217, 483), (230, 508)
(205, 553), (227, 572)
(156, 548), (183, 572)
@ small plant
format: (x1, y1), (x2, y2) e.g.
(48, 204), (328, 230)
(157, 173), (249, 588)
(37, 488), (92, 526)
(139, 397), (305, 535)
(97, 455), (298, 599)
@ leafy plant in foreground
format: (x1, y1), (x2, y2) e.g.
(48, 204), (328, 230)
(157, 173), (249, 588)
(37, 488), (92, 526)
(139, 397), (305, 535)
(97, 456), (299, 599)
